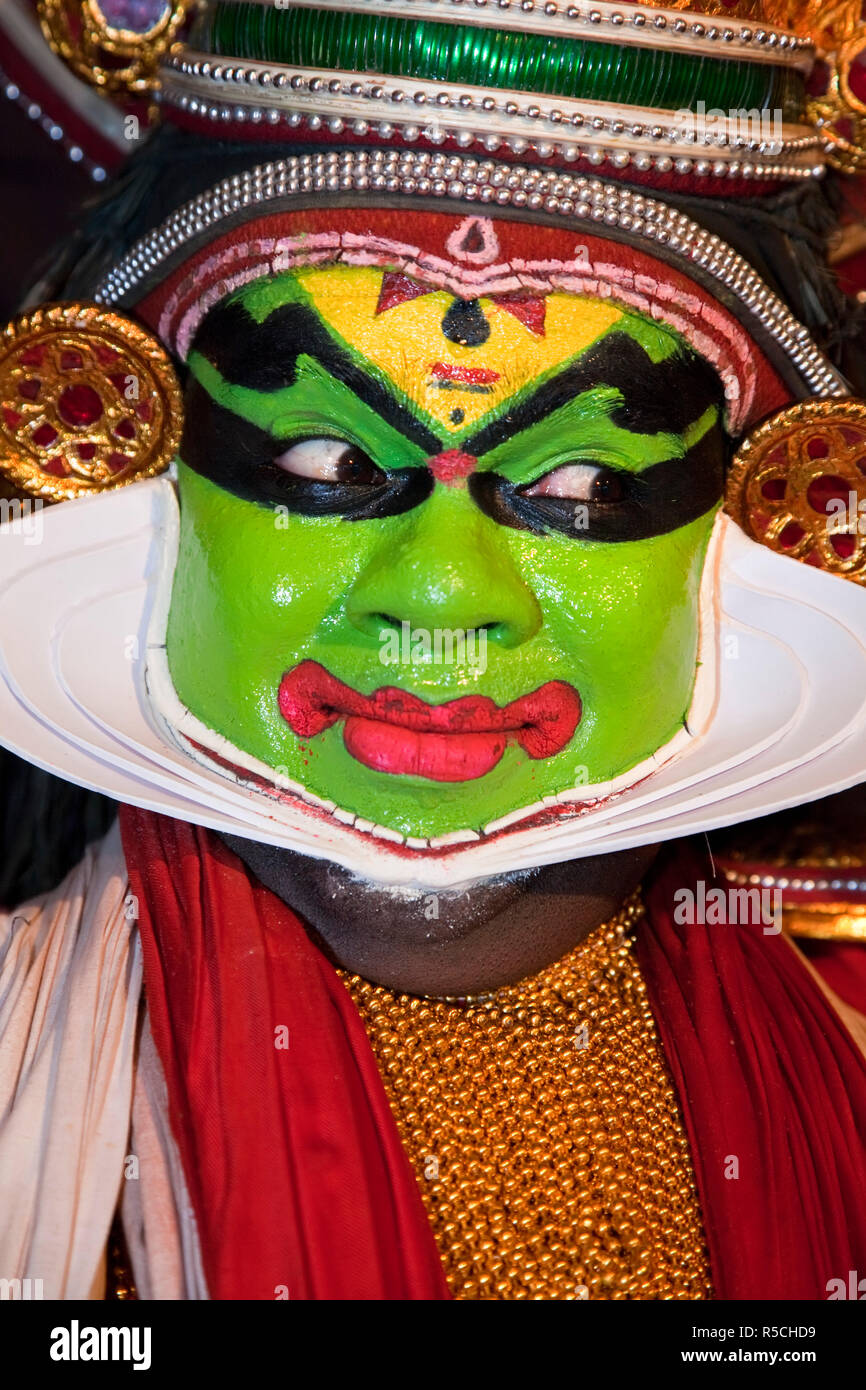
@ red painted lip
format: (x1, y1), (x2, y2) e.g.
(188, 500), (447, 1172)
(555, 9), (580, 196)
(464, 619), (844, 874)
(278, 660), (581, 782)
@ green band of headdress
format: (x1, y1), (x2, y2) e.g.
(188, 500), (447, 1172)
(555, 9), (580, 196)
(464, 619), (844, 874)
(191, 4), (805, 119)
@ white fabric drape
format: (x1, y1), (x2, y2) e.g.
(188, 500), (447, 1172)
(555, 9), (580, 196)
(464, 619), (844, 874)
(0, 820), (141, 1297)
(121, 1012), (209, 1299)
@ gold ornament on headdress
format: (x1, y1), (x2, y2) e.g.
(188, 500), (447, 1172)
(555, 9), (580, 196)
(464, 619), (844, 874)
(663, 1), (778, 18)
(0, 303), (181, 503)
(808, 73), (866, 174)
(726, 399), (866, 586)
(37, 0), (192, 95)
(783, 1), (866, 171)
(661, 0), (858, 38)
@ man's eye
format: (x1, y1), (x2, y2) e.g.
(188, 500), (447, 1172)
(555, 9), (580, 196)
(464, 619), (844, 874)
(522, 463), (626, 503)
(273, 438), (383, 484)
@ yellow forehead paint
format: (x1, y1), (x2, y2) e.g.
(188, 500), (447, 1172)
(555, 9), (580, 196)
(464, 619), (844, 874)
(295, 265), (623, 434)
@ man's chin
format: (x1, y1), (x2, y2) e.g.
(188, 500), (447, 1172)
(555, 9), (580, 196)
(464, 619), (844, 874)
(219, 831), (659, 997)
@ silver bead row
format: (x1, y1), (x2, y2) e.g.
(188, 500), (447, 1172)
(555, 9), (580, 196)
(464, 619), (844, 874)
(94, 147), (846, 399)
(0, 63), (107, 183)
(161, 56), (823, 175)
(723, 868), (866, 895)
(164, 88), (823, 182)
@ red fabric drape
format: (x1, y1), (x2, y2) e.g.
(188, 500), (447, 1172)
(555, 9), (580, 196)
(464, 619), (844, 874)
(120, 808), (866, 1301)
(640, 841), (866, 1301)
(119, 806), (450, 1301)
(798, 938), (866, 1019)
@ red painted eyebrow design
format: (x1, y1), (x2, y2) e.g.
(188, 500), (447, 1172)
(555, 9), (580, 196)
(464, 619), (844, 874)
(374, 271), (547, 336)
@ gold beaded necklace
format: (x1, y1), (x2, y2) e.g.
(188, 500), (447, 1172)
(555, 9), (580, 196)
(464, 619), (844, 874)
(341, 893), (711, 1300)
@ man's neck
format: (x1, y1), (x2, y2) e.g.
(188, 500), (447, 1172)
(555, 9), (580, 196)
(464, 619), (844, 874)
(221, 833), (659, 996)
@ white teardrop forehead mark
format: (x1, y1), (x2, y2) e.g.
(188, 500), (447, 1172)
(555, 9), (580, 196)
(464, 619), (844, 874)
(446, 216), (501, 267)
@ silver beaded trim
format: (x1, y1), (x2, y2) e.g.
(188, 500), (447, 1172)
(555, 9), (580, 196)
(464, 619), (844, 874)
(215, 0), (814, 69)
(94, 147), (846, 402)
(723, 867), (866, 895)
(0, 61), (107, 183)
(161, 54), (823, 180)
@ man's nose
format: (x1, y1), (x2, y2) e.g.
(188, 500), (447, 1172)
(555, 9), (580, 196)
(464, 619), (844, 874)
(345, 490), (542, 648)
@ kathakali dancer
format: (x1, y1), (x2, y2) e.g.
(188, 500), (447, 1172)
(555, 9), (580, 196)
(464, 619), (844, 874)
(1, 0), (866, 1301)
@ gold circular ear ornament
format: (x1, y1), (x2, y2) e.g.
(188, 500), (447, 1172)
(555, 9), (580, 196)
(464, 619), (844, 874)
(0, 302), (182, 503)
(37, 0), (192, 95)
(726, 399), (866, 586)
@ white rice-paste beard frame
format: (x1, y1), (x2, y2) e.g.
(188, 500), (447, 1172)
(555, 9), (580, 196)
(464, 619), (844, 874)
(1, 477), (866, 890)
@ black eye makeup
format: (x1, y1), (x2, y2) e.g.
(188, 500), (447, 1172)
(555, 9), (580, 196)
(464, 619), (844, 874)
(468, 432), (725, 542)
(182, 376), (724, 537)
(181, 380), (432, 519)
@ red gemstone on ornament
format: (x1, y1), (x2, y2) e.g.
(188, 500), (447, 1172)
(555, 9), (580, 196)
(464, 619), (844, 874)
(94, 345), (121, 367)
(807, 58), (830, 99)
(107, 452), (128, 473)
(849, 50), (866, 105)
(18, 346), (44, 368)
(58, 384), (103, 426)
(2, 406), (22, 429)
(778, 522), (805, 548)
(115, 418), (136, 440)
(78, 443), (96, 460)
(806, 474), (850, 513)
(806, 435), (829, 459)
(60, 350), (84, 370)
(841, 427), (866, 447)
(32, 422), (58, 447)
(135, 399), (152, 422)
(18, 378), (40, 400)
(761, 478), (786, 501)
(831, 533), (857, 559)
(42, 455), (71, 476)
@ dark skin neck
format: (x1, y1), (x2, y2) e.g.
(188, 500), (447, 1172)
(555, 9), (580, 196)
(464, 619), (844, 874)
(221, 834), (659, 997)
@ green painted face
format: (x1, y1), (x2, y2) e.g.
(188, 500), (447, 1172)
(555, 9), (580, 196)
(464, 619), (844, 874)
(165, 258), (725, 840)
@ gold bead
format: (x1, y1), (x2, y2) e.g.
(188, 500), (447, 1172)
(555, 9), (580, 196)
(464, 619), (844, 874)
(341, 889), (710, 1301)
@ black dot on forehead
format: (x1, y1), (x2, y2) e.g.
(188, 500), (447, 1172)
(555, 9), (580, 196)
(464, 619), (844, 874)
(441, 298), (490, 347)
(450, 407), (465, 425)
